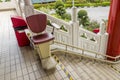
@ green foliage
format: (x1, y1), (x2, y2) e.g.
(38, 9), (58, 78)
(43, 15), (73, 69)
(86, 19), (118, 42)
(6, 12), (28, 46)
(84, 20), (100, 31)
(90, 37), (96, 41)
(79, 16), (90, 26)
(33, 3), (55, 9)
(61, 13), (71, 20)
(51, 13), (62, 19)
(77, 9), (100, 31)
(89, 20), (99, 29)
(33, 4), (40, 9)
(51, 13), (71, 22)
(38, 7), (50, 13)
(81, 33), (87, 39)
(55, 0), (66, 16)
(60, 25), (68, 32)
(78, 9), (100, 31)
(78, 10), (90, 26)
(54, 0), (64, 9)
(64, 4), (72, 8)
(101, 2), (110, 6)
(64, 1), (110, 8)
(78, 10), (88, 19)
(54, 0), (71, 21)
(33, 0), (110, 10)
(0, 0), (10, 2)
(56, 6), (66, 16)
(65, 0), (86, 4)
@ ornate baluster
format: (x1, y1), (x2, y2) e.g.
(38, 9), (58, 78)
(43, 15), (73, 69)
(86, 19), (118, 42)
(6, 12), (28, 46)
(98, 21), (109, 56)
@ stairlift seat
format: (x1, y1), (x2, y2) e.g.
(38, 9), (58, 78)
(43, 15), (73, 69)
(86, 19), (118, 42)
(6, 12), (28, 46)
(32, 33), (54, 44)
(26, 14), (54, 44)
(26, 14), (57, 70)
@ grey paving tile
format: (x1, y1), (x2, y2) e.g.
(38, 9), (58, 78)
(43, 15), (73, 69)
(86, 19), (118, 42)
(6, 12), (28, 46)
(23, 74), (30, 80)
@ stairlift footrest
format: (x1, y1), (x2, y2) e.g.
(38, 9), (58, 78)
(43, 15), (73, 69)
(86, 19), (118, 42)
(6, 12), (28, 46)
(41, 57), (57, 70)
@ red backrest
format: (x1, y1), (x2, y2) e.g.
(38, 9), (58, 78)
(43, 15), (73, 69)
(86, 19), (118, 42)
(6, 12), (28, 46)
(26, 14), (47, 33)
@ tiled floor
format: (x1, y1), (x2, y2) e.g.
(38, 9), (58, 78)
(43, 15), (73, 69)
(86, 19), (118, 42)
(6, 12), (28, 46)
(0, 11), (70, 80)
(1, 10), (120, 80)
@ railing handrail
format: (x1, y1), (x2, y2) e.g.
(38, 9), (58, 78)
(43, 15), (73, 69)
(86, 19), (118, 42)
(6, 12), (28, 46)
(53, 41), (120, 64)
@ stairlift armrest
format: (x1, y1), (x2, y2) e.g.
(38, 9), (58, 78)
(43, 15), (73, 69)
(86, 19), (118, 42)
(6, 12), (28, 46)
(51, 23), (60, 35)
(51, 23), (60, 30)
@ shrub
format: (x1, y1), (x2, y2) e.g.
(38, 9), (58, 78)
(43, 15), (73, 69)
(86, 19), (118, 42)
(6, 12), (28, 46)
(54, 0), (64, 9)
(61, 13), (71, 20)
(75, 4), (86, 7)
(65, 1), (78, 4)
(33, 4), (41, 9)
(78, 10), (90, 26)
(64, 4), (72, 8)
(56, 6), (66, 16)
(33, 3), (55, 9)
(51, 13), (62, 19)
(89, 20), (99, 29)
(84, 20), (100, 31)
(101, 2), (110, 6)
(55, 0), (67, 18)
(78, 10), (88, 19)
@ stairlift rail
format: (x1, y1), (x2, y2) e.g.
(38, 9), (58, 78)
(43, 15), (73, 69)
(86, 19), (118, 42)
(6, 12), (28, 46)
(53, 41), (120, 64)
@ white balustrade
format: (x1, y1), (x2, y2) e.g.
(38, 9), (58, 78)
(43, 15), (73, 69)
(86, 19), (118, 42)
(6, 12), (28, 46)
(79, 23), (108, 57)
(35, 10), (73, 45)
(34, 9), (108, 58)
(79, 27), (101, 53)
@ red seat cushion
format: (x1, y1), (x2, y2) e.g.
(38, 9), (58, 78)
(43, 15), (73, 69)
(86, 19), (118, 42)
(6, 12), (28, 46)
(32, 33), (54, 44)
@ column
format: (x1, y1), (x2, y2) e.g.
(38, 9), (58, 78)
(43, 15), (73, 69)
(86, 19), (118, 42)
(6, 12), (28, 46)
(106, 0), (120, 58)
(11, 0), (22, 16)
(70, 6), (79, 47)
(23, 0), (34, 17)
(98, 22), (108, 56)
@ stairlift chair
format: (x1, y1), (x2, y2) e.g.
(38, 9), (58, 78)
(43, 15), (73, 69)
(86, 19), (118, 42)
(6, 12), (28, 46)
(26, 14), (57, 70)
